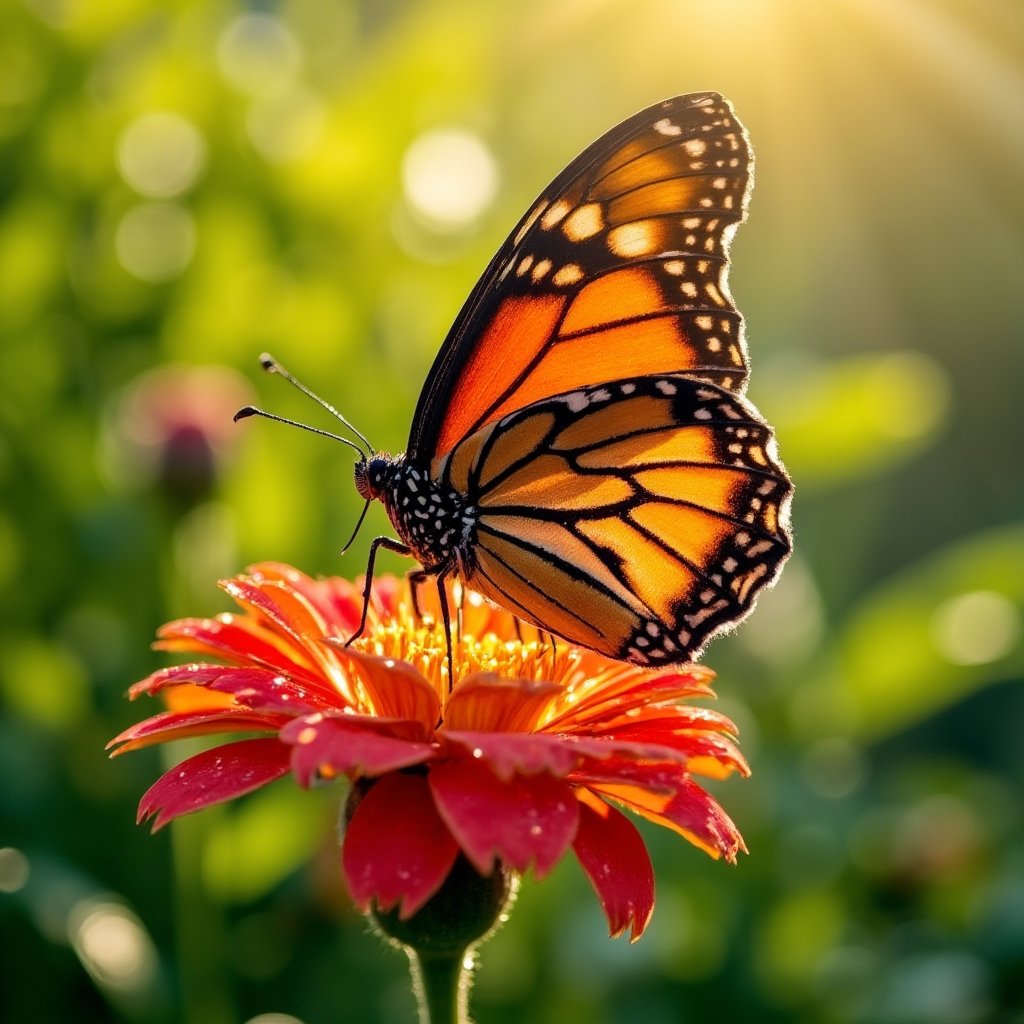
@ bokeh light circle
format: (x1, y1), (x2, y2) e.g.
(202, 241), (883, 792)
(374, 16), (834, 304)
(115, 202), (196, 282)
(116, 111), (207, 198)
(401, 128), (499, 232)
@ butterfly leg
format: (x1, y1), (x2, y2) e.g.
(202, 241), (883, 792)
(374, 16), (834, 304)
(347, 535), (412, 647)
(406, 568), (431, 621)
(411, 563), (457, 687)
(434, 572), (455, 691)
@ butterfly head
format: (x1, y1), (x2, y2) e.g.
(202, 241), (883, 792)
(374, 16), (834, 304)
(354, 453), (397, 503)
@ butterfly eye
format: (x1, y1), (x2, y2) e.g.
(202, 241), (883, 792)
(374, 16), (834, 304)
(355, 456), (392, 501)
(353, 460), (374, 501)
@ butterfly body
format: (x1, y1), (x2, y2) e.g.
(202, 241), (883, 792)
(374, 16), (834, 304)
(355, 454), (472, 573)
(345, 92), (791, 667)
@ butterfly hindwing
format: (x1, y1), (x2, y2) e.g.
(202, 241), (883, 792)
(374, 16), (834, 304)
(433, 374), (792, 664)
(409, 93), (754, 464)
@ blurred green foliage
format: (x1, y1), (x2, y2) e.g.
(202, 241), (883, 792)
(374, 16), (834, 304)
(1, 1), (1022, 1022)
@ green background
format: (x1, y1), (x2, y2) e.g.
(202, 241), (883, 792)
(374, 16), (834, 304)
(2, 1), (1022, 1021)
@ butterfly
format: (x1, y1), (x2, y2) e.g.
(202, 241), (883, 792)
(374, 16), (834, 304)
(244, 93), (792, 669)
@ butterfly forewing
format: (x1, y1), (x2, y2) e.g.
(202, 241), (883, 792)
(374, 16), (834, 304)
(434, 375), (791, 664)
(409, 93), (754, 464)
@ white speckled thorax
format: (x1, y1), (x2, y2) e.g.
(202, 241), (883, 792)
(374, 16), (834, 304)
(379, 457), (475, 571)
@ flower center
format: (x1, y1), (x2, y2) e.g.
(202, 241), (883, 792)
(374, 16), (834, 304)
(352, 612), (578, 705)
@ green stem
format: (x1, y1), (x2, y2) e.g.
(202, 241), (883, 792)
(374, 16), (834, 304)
(408, 947), (472, 1024)
(170, 808), (235, 1024)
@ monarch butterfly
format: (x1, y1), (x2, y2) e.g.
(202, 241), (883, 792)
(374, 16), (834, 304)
(240, 92), (792, 668)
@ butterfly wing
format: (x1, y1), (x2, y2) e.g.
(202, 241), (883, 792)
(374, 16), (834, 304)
(434, 375), (792, 664)
(408, 92), (754, 464)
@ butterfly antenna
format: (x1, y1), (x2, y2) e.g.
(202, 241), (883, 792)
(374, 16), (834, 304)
(233, 406), (366, 459)
(340, 499), (371, 556)
(259, 353), (373, 456)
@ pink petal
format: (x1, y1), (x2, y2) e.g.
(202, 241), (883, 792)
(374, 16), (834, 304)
(205, 670), (327, 715)
(442, 731), (588, 779)
(156, 616), (320, 679)
(342, 773), (460, 918)
(128, 663), (236, 699)
(282, 715), (436, 785)
(572, 755), (692, 793)
(650, 780), (747, 862)
(109, 708), (286, 754)
(429, 759), (579, 877)
(246, 563), (363, 634)
(221, 577), (333, 646)
(137, 738), (292, 830)
(442, 730), (676, 781)
(573, 794), (654, 942)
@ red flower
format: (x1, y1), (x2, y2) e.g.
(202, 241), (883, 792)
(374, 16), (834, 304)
(110, 563), (749, 941)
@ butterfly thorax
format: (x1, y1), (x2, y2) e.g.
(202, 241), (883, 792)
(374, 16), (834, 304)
(356, 454), (472, 571)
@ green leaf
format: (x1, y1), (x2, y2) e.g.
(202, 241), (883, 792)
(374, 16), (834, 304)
(201, 782), (334, 904)
(794, 525), (1024, 740)
(758, 350), (950, 490)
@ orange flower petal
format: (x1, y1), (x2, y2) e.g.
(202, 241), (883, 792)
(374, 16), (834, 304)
(544, 666), (716, 732)
(332, 647), (442, 725)
(443, 673), (561, 732)
(588, 777), (746, 863)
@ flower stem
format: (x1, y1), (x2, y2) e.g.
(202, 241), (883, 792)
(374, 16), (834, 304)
(408, 947), (472, 1024)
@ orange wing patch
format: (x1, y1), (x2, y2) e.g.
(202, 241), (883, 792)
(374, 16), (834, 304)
(478, 455), (633, 512)
(629, 502), (735, 571)
(469, 534), (638, 656)
(575, 426), (719, 468)
(560, 267), (667, 336)
(437, 293), (566, 458)
(492, 321), (686, 422)
(552, 396), (674, 450)
(606, 178), (708, 224)
(478, 515), (642, 612)
(575, 514), (699, 625)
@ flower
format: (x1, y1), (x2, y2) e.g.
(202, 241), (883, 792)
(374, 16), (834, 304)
(103, 364), (254, 502)
(110, 563), (749, 941)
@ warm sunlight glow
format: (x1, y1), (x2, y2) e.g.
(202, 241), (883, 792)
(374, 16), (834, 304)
(402, 128), (499, 232)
